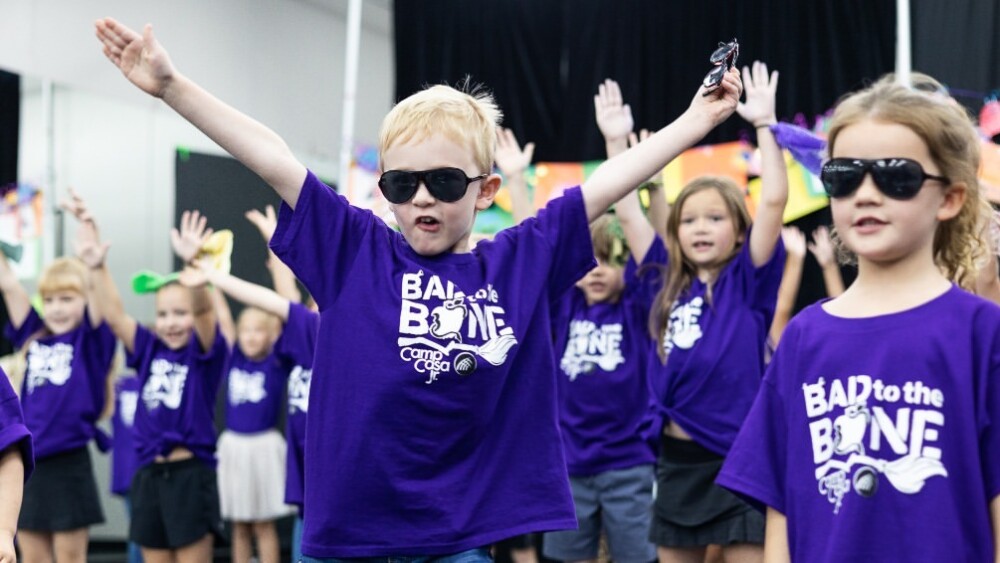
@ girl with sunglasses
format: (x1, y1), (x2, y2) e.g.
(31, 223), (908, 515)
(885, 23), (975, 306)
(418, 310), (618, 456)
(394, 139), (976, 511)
(718, 79), (1000, 562)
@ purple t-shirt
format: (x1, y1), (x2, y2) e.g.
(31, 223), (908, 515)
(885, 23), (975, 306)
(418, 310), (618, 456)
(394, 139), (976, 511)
(649, 232), (784, 455)
(550, 249), (661, 476)
(274, 302), (319, 509)
(0, 366), (33, 479)
(6, 308), (116, 459)
(127, 324), (227, 468)
(223, 345), (290, 434)
(718, 286), (1000, 562)
(111, 374), (141, 496)
(271, 171), (594, 557)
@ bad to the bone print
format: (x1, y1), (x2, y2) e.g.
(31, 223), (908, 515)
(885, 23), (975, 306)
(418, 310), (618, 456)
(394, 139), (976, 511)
(397, 270), (518, 384)
(803, 374), (947, 513)
(560, 320), (625, 380)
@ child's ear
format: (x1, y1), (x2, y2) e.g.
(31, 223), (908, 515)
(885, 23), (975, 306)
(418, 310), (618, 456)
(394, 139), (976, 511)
(475, 174), (503, 211)
(937, 181), (967, 221)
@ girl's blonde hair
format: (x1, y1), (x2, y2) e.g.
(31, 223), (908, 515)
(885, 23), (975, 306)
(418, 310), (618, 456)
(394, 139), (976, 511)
(379, 82), (502, 175)
(827, 78), (985, 288)
(38, 257), (88, 297)
(649, 177), (751, 361)
(590, 213), (628, 266)
(237, 307), (282, 337)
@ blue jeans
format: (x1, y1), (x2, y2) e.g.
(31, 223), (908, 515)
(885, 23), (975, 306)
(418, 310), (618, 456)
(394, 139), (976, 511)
(300, 547), (492, 563)
(122, 498), (144, 563)
(292, 516), (304, 563)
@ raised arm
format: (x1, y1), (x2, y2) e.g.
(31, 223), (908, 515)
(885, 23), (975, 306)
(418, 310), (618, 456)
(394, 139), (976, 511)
(581, 69), (741, 221)
(737, 61), (787, 267)
(495, 128), (536, 224)
(0, 252), (30, 331)
(61, 188), (106, 328)
(170, 211), (218, 352)
(86, 252), (138, 354)
(203, 267), (291, 322)
(0, 446), (23, 563)
(770, 227), (806, 345)
(593, 79), (656, 263)
(246, 205), (301, 303)
(808, 226), (846, 298)
(95, 19), (306, 207)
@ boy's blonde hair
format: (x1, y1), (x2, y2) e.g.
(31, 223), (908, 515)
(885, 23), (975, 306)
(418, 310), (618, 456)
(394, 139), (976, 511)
(827, 78), (985, 289)
(649, 177), (751, 360)
(237, 307), (282, 337)
(379, 83), (502, 174)
(38, 257), (88, 297)
(590, 213), (628, 266)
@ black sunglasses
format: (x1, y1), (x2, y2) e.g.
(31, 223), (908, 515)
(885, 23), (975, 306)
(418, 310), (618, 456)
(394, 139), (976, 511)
(377, 168), (488, 204)
(820, 158), (950, 200)
(702, 38), (739, 95)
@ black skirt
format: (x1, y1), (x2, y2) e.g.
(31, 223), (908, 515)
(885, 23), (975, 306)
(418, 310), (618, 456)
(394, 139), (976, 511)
(19, 447), (105, 531)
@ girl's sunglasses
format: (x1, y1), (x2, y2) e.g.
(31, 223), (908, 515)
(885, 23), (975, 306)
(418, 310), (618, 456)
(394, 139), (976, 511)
(820, 158), (950, 200)
(702, 38), (739, 94)
(377, 168), (488, 204)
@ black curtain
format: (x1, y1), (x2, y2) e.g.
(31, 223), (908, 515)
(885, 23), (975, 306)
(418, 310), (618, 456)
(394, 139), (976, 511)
(0, 70), (18, 186)
(394, 0), (896, 162)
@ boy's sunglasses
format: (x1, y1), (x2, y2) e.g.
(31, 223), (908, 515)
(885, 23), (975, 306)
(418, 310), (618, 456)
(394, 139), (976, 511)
(702, 38), (739, 94)
(378, 168), (488, 204)
(820, 158), (950, 200)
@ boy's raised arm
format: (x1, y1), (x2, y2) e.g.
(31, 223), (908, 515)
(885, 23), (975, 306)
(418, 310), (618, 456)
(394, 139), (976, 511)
(495, 128), (535, 224)
(581, 69), (741, 222)
(737, 61), (788, 267)
(95, 18), (307, 207)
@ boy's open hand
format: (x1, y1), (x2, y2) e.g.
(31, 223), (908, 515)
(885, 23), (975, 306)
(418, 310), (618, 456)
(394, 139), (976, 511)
(95, 18), (177, 98)
(594, 79), (634, 144)
(171, 210), (213, 264)
(245, 205), (279, 242)
(495, 128), (535, 178)
(736, 61), (778, 127)
(689, 67), (742, 128)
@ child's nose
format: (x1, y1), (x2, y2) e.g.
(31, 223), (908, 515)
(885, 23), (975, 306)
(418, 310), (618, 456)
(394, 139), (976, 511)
(853, 173), (884, 204)
(411, 182), (435, 205)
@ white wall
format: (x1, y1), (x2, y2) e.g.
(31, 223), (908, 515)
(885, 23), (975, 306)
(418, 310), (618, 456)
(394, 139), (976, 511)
(2, 0), (394, 541)
(3, 0), (394, 321)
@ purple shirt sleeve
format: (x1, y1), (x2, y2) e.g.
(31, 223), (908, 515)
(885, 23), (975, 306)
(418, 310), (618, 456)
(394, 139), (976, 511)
(0, 371), (33, 479)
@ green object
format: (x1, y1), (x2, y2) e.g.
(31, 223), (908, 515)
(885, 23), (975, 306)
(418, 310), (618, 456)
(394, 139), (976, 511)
(0, 240), (23, 263)
(131, 270), (180, 294)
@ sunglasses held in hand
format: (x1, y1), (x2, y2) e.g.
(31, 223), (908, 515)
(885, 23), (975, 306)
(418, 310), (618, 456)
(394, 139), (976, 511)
(820, 158), (950, 200)
(378, 168), (489, 204)
(702, 38), (739, 95)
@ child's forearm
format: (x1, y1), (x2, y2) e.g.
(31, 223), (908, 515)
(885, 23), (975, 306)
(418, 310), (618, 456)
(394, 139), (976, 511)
(0, 258), (30, 329)
(821, 263), (846, 298)
(748, 126), (789, 266)
(268, 253), (302, 304)
(0, 447), (23, 539)
(583, 111), (711, 222)
(209, 285), (235, 346)
(207, 270), (290, 322)
(161, 75), (307, 207)
(189, 284), (218, 352)
(764, 507), (791, 563)
(771, 254), (804, 345)
(990, 495), (999, 563)
(506, 172), (535, 224)
(89, 264), (137, 353)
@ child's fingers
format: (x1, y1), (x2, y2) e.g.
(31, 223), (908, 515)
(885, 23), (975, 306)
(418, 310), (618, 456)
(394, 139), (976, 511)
(523, 142), (535, 161)
(628, 131), (639, 148)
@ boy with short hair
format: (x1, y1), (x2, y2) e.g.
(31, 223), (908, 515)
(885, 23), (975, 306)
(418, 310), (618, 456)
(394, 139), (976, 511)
(95, 17), (741, 560)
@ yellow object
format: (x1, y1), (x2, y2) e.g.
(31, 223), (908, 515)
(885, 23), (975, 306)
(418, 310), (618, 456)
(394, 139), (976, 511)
(198, 230), (234, 274)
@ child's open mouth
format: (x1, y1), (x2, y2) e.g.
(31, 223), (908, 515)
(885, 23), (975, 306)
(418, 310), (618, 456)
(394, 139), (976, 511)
(416, 217), (440, 232)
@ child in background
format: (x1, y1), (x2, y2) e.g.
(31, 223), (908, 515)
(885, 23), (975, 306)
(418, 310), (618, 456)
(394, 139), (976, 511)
(96, 17), (740, 559)
(768, 225), (845, 347)
(0, 364), (33, 563)
(718, 77), (1000, 563)
(645, 62), (787, 563)
(539, 78), (660, 563)
(0, 199), (116, 563)
(71, 199), (227, 563)
(110, 372), (143, 563)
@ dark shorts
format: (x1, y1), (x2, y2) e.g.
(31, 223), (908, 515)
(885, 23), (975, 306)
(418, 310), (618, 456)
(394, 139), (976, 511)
(129, 458), (225, 549)
(649, 435), (763, 548)
(19, 447), (105, 531)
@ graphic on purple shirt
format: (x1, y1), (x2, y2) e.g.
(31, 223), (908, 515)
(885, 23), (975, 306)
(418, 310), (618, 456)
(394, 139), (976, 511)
(647, 231), (784, 455)
(270, 171), (594, 557)
(111, 374), (141, 495)
(550, 245), (662, 476)
(717, 287), (1000, 562)
(224, 345), (290, 434)
(274, 302), (319, 509)
(127, 324), (227, 468)
(6, 308), (116, 459)
(0, 365), (34, 479)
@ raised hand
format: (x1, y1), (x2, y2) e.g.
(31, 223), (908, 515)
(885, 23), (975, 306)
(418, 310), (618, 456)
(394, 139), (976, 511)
(781, 226), (807, 259)
(594, 79), (634, 146)
(178, 264), (209, 288)
(689, 67), (742, 128)
(495, 128), (535, 178)
(60, 189), (110, 268)
(170, 210), (214, 264)
(245, 205), (279, 242)
(808, 225), (837, 268)
(736, 61), (779, 127)
(95, 18), (177, 98)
